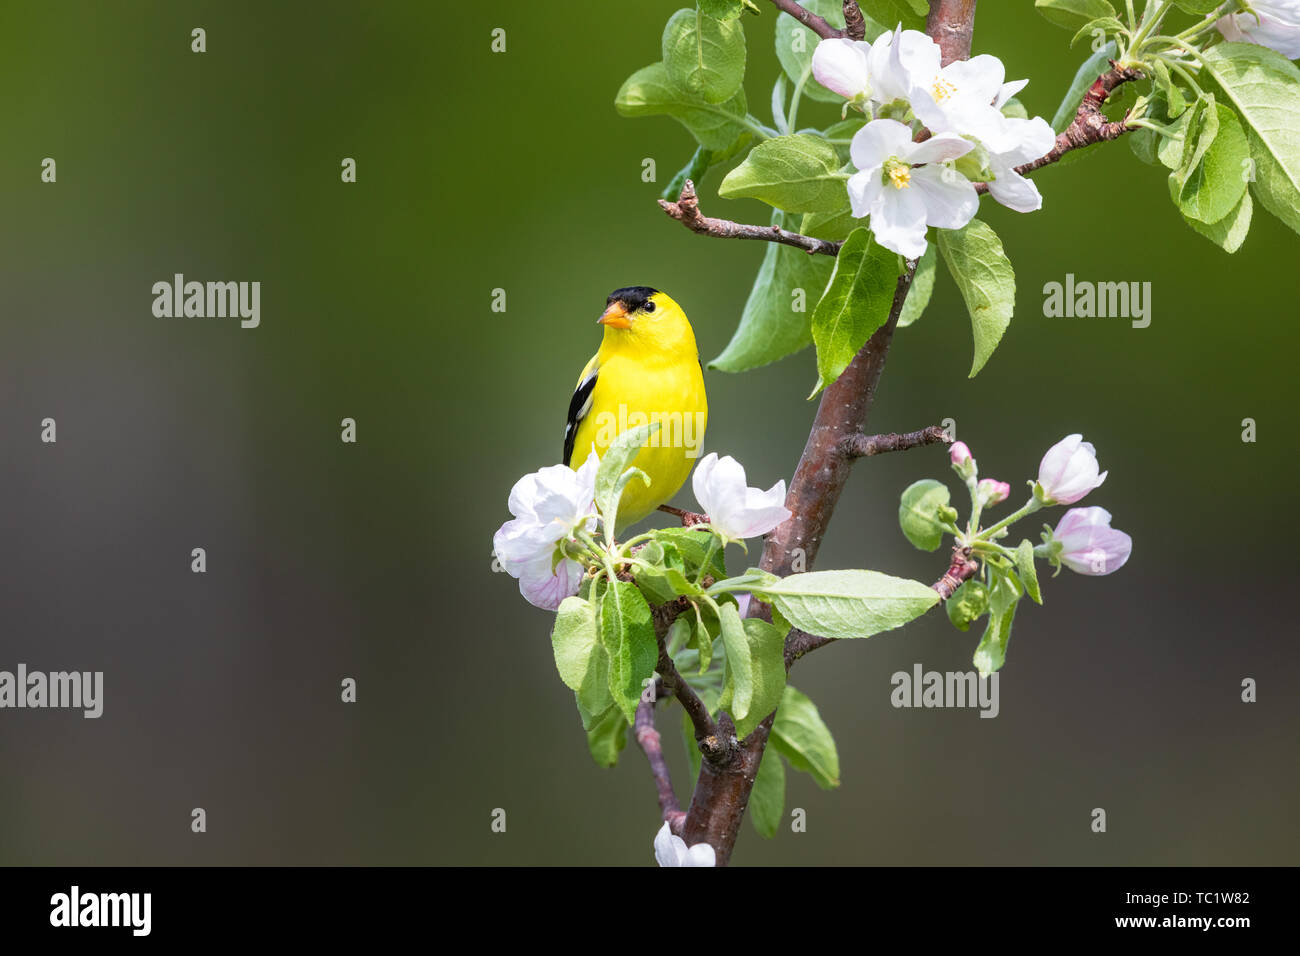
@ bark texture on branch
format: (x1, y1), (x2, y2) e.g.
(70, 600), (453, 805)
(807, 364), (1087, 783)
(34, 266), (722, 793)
(677, 0), (980, 867)
(926, 0), (978, 66)
(659, 181), (843, 257)
(635, 693), (687, 835)
(841, 425), (950, 460)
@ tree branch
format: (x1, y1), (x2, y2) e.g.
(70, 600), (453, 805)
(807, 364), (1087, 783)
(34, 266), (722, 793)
(635, 693), (687, 835)
(843, 1), (867, 41)
(651, 600), (729, 762)
(657, 504), (709, 526)
(978, 64), (1143, 192)
(926, 0), (979, 66)
(659, 180), (842, 257)
(679, 1), (982, 866)
(840, 424), (950, 459)
(768, 0), (843, 39)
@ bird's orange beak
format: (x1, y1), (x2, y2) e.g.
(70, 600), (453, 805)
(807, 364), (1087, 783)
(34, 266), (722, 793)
(598, 302), (632, 329)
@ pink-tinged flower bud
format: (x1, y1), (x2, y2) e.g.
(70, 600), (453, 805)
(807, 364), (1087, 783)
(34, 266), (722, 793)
(949, 440), (976, 479)
(1036, 433), (1107, 504)
(1216, 1), (1300, 59)
(978, 479), (1011, 506)
(811, 37), (872, 102)
(1049, 507), (1132, 576)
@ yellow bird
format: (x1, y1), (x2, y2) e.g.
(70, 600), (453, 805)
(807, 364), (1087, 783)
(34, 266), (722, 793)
(564, 287), (708, 531)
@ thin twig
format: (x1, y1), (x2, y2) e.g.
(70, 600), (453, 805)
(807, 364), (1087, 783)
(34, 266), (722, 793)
(650, 601), (724, 756)
(635, 694), (687, 835)
(657, 504), (709, 527)
(659, 180), (843, 256)
(840, 425), (951, 459)
(978, 64), (1143, 193)
(843, 1), (867, 41)
(769, 0), (843, 39)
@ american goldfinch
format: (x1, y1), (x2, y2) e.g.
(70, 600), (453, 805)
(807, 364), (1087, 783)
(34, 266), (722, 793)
(563, 287), (708, 531)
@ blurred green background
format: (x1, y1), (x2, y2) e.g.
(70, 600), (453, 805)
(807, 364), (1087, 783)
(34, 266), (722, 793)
(1, 1), (1296, 866)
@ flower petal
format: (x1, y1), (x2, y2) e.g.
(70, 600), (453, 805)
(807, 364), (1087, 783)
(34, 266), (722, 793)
(910, 165), (979, 230)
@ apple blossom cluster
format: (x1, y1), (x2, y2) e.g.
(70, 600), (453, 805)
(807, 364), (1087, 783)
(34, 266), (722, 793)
(493, 448), (790, 611)
(902, 434), (1132, 674)
(810, 26), (1057, 258)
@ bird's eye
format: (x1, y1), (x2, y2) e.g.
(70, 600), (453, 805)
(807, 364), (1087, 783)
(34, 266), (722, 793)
(643, 301), (656, 313)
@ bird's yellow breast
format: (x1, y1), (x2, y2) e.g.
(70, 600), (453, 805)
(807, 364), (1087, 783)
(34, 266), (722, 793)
(570, 350), (707, 530)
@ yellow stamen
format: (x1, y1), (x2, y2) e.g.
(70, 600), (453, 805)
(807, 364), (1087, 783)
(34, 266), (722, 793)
(931, 78), (957, 102)
(888, 164), (911, 189)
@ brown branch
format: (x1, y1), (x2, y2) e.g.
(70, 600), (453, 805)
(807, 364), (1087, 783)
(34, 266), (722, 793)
(841, 425), (950, 459)
(659, 180), (843, 257)
(843, 1), (867, 40)
(926, 0), (978, 66)
(635, 693), (687, 835)
(650, 600), (729, 762)
(769, 0), (843, 39)
(657, 504), (709, 527)
(977, 64), (1143, 193)
(933, 545), (979, 601)
(679, 0), (981, 867)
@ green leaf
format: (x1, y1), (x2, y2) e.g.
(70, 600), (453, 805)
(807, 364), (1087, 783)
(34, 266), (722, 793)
(586, 705), (628, 768)
(749, 750), (786, 839)
(1051, 41), (1116, 134)
(616, 61), (749, 151)
(552, 596), (614, 728)
(898, 479), (952, 552)
(859, 0), (927, 31)
(663, 6), (747, 105)
(1151, 60), (1187, 119)
(594, 421), (659, 533)
(635, 558), (704, 605)
(755, 569), (940, 640)
(774, 0), (848, 105)
(937, 218), (1016, 378)
(1174, 101), (1249, 226)
(700, 0), (748, 20)
(1184, 187), (1252, 253)
(718, 605), (786, 739)
(897, 244), (936, 328)
(809, 227), (900, 395)
(1015, 539), (1043, 605)
(710, 213), (835, 372)
(799, 207), (858, 240)
(651, 527), (728, 579)
(771, 684), (840, 789)
(1000, 96), (1029, 120)
(1201, 43), (1300, 237)
(972, 571), (1022, 677)
(946, 579), (988, 632)
(1172, 0), (1221, 13)
(1069, 15), (1126, 48)
(599, 580), (659, 724)
(719, 134), (848, 213)
(1034, 0), (1117, 30)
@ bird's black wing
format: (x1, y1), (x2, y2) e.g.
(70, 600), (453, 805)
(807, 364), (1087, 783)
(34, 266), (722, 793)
(563, 358), (599, 467)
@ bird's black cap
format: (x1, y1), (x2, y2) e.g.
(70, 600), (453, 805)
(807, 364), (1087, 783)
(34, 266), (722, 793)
(606, 286), (659, 311)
